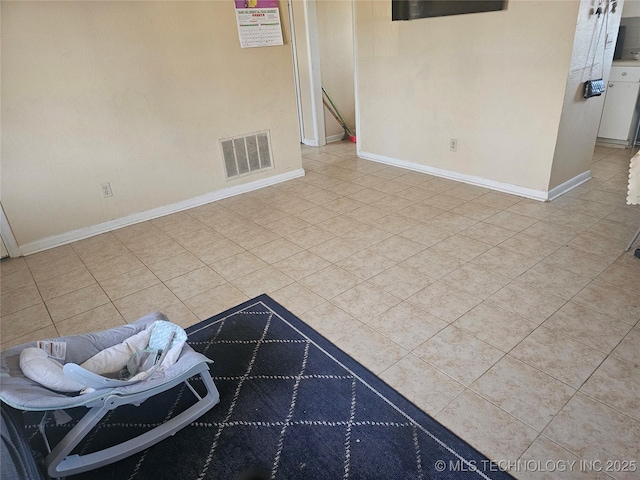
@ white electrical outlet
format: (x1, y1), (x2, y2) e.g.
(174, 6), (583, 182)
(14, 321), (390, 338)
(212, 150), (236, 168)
(101, 182), (113, 197)
(450, 139), (458, 152)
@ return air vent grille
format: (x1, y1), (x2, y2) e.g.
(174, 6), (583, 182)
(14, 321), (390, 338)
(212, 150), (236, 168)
(220, 131), (273, 180)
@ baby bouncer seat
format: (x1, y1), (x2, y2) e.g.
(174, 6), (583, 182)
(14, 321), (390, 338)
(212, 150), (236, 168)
(0, 312), (220, 478)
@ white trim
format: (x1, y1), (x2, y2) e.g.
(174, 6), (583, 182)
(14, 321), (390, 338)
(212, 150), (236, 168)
(302, 138), (321, 147)
(287, 0), (305, 144)
(19, 169), (305, 257)
(358, 150), (550, 201)
(304, 0), (326, 147)
(548, 170), (592, 201)
(325, 133), (345, 144)
(0, 203), (21, 258)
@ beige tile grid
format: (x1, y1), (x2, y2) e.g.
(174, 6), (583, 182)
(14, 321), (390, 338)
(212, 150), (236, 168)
(1, 142), (639, 479)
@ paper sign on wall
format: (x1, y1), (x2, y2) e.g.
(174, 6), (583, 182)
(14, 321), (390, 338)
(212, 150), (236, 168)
(235, 1), (283, 48)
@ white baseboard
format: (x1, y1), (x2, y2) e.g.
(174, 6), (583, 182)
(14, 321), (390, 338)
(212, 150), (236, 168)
(19, 169), (306, 256)
(358, 150), (550, 201)
(326, 133), (345, 144)
(548, 170), (592, 201)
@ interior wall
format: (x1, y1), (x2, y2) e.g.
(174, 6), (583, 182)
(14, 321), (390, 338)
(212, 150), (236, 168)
(317, 0), (355, 141)
(1, 1), (302, 247)
(550, 0), (623, 190)
(354, 0), (580, 193)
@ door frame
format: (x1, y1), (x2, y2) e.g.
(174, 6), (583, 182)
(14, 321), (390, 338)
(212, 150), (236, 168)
(1, 203), (21, 258)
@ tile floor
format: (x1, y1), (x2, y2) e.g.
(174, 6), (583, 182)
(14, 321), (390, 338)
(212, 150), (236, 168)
(2, 142), (639, 479)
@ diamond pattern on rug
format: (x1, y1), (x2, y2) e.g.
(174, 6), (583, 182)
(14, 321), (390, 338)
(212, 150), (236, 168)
(25, 295), (513, 480)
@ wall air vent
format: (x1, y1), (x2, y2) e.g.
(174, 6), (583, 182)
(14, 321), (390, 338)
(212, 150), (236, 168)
(220, 131), (273, 180)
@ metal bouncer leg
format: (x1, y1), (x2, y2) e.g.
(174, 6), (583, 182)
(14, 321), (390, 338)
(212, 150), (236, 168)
(45, 365), (220, 478)
(625, 225), (640, 252)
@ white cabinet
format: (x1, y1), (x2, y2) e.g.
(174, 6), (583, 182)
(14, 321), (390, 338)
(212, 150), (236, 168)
(597, 66), (640, 146)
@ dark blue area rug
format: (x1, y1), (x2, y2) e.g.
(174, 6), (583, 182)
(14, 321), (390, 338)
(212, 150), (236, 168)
(26, 295), (513, 479)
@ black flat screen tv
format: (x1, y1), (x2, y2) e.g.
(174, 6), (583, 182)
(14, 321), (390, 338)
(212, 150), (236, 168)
(392, 0), (507, 20)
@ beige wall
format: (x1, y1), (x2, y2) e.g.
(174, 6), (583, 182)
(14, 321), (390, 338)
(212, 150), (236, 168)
(1, 1), (302, 247)
(317, 0), (355, 140)
(354, 0), (580, 192)
(550, 0), (623, 190)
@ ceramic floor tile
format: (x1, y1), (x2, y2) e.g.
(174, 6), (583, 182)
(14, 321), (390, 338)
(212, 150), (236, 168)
(561, 199), (617, 219)
(0, 303), (52, 345)
(610, 327), (640, 364)
(436, 390), (538, 462)
(521, 220), (581, 245)
(331, 282), (401, 322)
(131, 239), (188, 266)
(368, 264), (435, 300)
(498, 233), (562, 261)
(471, 355), (576, 432)
(117, 227), (172, 251)
(367, 302), (448, 350)
(153, 216), (207, 239)
(1, 284), (43, 316)
(285, 226), (335, 249)
(543, 302), (632, 353)
(570, 230), (628, 261)
(165, 267), (227, 301)
(407, 281), (483, 323)
(186, 238), (245, 265)
(421, 193), (470, 211)
(488, 282), (566, 324)
(380, 354), (465, 417)
(454, 303), (538, 352)
(543, 392), (640, 479)
(157, 302), (201, 329)
(597, 262), (640, 294)
(371, 214), (420, 234)
(541, 247), (613, 279)
(231, 266), (294, 297)
(147, 251), (205, 282)
(485, 211), (538, 232)
(428, 212), (478, 234)
(460, 222), (517, 246)
(580, 356), (640, 421)
(308, 237), (366, 263)
(54, 303), (125, 336)
(413, 325), (504, 386)
(441, 263), (511, 299)
(45, 284), (110, 322)
(298, 301), (364, 343)
(24, 244), (76, 267)
(168, 227), (225, 251)
(273, 251), (331, 281)
(0, 266), (35, 294)
(510, 326), (607, 388)
(292, 205), (339, 225)
(401, 249), (466, 279)
(345, 204), (396, 224)
(398, 204), (446, 223)
(475, 191), (522, 209)
(27, 253), (86, 283)
(269, 283), (325, 316)
(211, 251), (269, 281)
(228, 224), (281, 251)
(335, 249), (397, 280)
(368, 235), (427, 262)
(299, 265), (362, 300)
(36, 267), (97, 301)
(450, 202), (501, 221)
(516, 263), (592, 301)
(1, 325), (60, 351)
(85, 252), (146, 283)
(316, 215), (364, 236)
(338, 225), (393, 248)
(70, 232), (126, 261)
(430, 234), (491, 261)
(248, 238), (304, 265)
(333, 324), (408, 375)
(505, 200), (556, 221)
(573, 281), (640, 325)
(99, 266), (161, 301)
(518, 435), (611, 480)
(113, 284), (181, 322)
(182, 283), (248, 320)
(471, 246), (539, 279)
